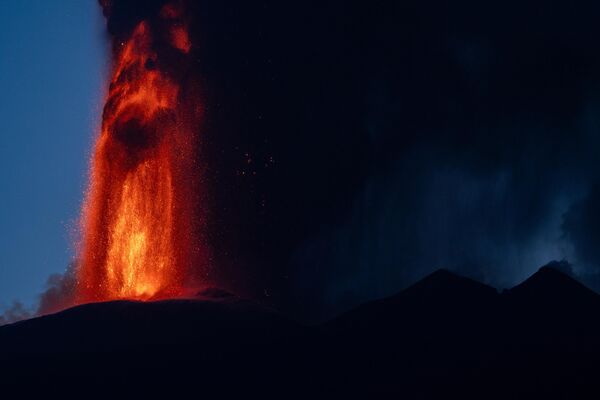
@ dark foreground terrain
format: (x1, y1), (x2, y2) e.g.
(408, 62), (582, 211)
(2, 267), (600, 398)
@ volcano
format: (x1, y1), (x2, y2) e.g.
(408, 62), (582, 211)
(4, 266), (600, 398)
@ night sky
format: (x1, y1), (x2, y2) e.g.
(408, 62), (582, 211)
(0, 1), (105, 315)
(3, 0), (600, 322)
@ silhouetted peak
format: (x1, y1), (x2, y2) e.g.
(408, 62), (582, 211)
(540, 260), (575, 277)
(508, 265), (597, 302)
(538, 265), (575, 279)
(402, 269), (497, 300)
(328, 269), (498, 331)
(427, 268), (460, 281)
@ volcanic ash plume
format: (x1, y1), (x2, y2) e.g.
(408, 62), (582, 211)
(75, 1), (206, 304)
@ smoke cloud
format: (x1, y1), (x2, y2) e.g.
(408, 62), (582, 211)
(37, 262), (77, 316)
(0, 302), (31, 326)
(1, 262), (77, 325)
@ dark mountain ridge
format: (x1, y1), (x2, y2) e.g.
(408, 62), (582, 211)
(2, 267), (600, 398)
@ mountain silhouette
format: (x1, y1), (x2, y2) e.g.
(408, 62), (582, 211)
(323, 266), (600, 398)
(326, 269), (498, 337)
(404, 268), (497, 297)
(507, 265), (599, 305)
(2, 268), (600, 398)
(0, 292), (315, 397)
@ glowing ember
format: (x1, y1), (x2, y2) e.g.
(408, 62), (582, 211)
(75, 3), (204, 303)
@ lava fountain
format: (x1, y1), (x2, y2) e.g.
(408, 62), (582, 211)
(75, 2), (205, 304)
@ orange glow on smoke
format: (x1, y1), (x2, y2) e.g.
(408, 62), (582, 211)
(170, 27), (191, 53)
(75, 4), (203, 303)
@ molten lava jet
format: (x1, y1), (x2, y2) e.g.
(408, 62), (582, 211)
(75, 2), (204, 303)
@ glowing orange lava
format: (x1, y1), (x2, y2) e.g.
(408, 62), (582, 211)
(75, 3), (203, 303)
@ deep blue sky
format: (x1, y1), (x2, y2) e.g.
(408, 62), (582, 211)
(0, 1), (106, 312)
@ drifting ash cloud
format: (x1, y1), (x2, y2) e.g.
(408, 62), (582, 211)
(0, 263), (76, 326)
(0, 302), (31, 326)
(37, 262), (77, 316)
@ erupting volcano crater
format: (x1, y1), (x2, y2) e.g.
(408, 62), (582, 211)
(75, 1), (206, 306)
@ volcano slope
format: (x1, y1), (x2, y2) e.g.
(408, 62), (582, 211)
(0, 290), (316, 396)
(2, 267), (600, 398)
